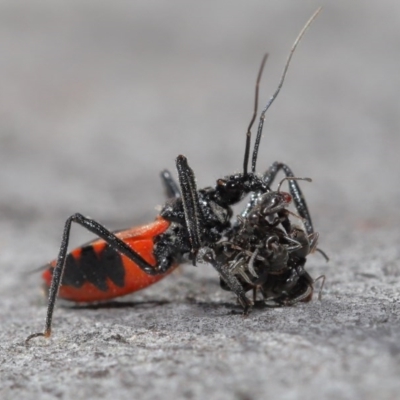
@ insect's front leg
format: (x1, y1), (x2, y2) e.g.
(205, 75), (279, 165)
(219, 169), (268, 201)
(263, 161), (313, 235)
(201, 249), (252, 315)
(26, 213), (172, 343)
(175, 155), (206, 264)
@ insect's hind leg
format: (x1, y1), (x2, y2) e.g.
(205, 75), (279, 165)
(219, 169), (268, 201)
(160, 169), (181, 199)
(26, 213), (171, 343)
(264, 161), (313, 235)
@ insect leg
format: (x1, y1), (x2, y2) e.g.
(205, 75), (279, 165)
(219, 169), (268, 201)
(314, 274), (326, 300)
(176, 155), (205, 263)
(203, 250), (252, 314)
(26, 213), (170, 342)
(160, 169), (181, 199)
(264, 161), (313, 235)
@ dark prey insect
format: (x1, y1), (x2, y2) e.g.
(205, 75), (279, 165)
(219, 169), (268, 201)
(208, 177), (327, 308)
(26, 8), (322, 342)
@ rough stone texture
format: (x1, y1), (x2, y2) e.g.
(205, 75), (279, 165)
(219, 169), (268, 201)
(1, 1), (400, 399)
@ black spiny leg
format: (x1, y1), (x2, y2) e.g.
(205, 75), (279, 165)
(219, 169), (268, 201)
(160, 169), (181, 199)
(26, 213), (171, 343)
(264, 162), (313, 235)
(176, 155), (205, 264)
(203, 251), (252, 314)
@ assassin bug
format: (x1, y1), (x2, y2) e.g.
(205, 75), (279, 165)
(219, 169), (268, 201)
(26, 8), (322, 342)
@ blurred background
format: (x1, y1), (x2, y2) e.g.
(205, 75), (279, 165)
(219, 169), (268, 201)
(1, 1), (400, 398)
(0, 0), (399, 233)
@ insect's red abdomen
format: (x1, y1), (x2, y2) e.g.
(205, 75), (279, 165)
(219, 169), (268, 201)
(42, 218), (175, 302)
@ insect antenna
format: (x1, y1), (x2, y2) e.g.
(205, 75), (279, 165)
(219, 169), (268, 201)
(243, 53), (268, 175)
(251, 7), (322, 173)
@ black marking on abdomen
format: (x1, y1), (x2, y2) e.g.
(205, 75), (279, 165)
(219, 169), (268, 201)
(60, 244), (125, 291)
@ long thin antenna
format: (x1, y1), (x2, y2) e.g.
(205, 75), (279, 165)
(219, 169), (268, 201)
(251, 7), (322, 173)
(243, 53), (268, 175)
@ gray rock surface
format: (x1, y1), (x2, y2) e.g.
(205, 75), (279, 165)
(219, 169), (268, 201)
(1, 1), (400, 399)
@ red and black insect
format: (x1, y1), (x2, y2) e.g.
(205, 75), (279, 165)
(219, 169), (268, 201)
(41, 217), (174, 303)
(26, 9), (322, 342)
